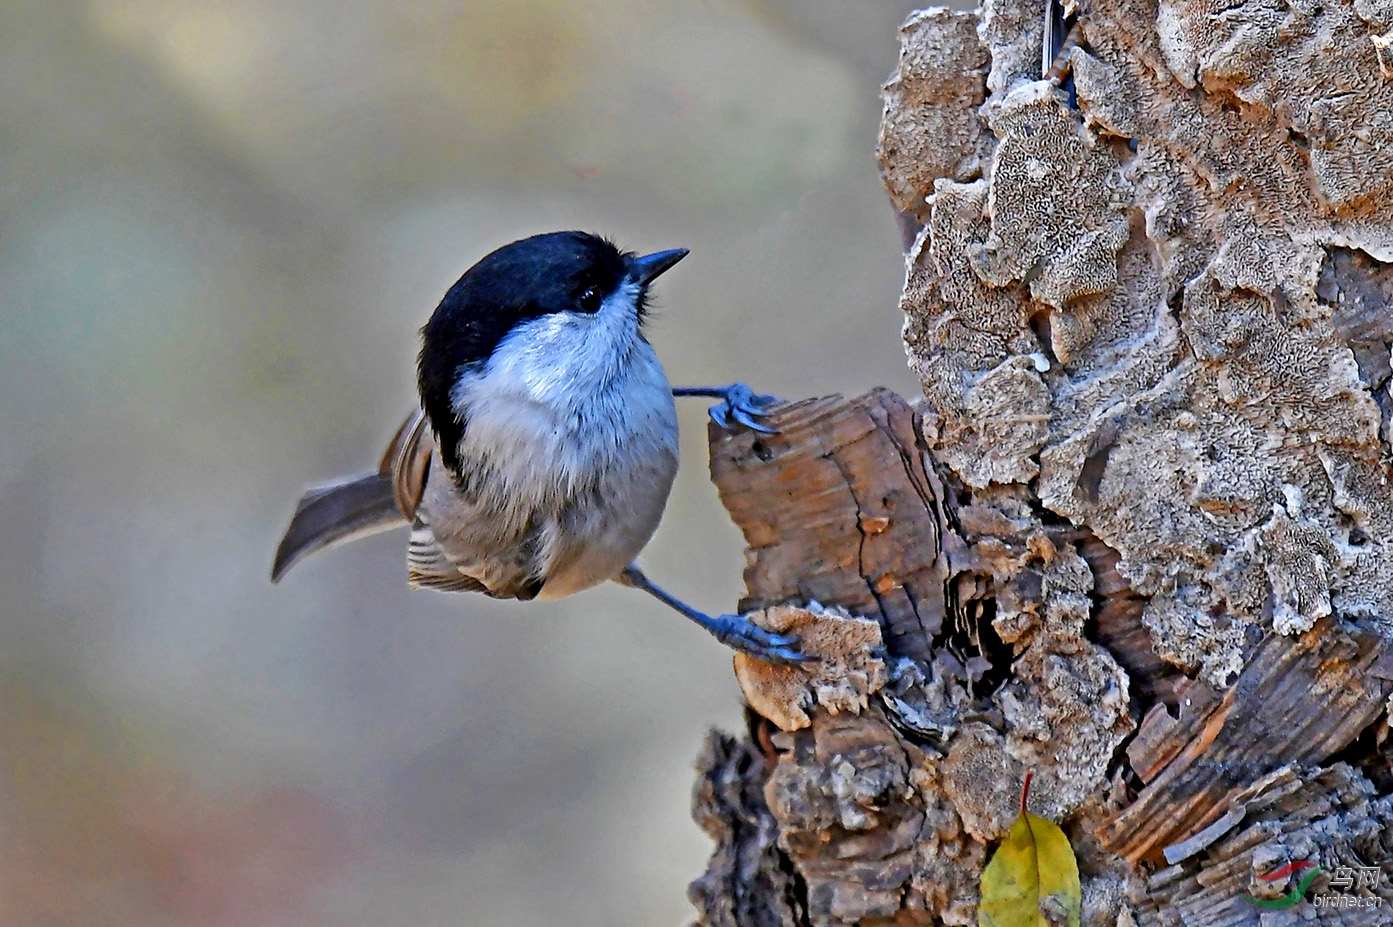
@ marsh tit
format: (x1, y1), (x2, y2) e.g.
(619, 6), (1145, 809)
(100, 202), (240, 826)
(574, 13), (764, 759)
(271, 230), (806, 664)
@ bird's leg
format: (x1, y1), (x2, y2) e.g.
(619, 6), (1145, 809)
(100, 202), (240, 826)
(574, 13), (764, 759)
(672, 384), (779, 433)
(617, 564), (811, 664)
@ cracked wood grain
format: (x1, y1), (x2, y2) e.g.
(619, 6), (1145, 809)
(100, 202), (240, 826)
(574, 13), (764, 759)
(707, 389), (955, 664)
(1099, 619), (1393, 866)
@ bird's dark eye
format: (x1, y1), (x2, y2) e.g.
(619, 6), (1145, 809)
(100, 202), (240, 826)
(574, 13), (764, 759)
(577, 285), (603, 314)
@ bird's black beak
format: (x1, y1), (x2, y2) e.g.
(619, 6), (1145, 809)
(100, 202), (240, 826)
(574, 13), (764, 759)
(629, 248), (689, 286)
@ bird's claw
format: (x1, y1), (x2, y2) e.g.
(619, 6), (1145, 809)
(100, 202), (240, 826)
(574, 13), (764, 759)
(708, 383), (779, 434)
(708, 614), (815, 665)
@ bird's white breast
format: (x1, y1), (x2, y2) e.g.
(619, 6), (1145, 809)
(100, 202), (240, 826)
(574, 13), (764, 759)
(445, 282), (680, 595)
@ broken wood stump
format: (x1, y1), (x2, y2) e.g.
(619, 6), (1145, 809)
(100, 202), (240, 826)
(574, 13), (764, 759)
(687, 391), (1393, 927)
(686, 0), (1393, 919)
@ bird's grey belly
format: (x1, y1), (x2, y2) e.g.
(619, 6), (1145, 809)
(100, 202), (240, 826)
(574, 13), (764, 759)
(415, 395), (679, 600)
(534, 446), (677, 599)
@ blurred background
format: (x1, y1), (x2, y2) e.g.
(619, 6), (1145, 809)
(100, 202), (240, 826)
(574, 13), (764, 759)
(0, 1), (924, 923)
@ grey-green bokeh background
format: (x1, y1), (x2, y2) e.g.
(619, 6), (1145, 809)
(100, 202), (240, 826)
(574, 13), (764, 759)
(0, 1), (923, 923)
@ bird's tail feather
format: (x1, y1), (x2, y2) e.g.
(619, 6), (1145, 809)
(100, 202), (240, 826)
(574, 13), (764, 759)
(271, 473), (406, 582)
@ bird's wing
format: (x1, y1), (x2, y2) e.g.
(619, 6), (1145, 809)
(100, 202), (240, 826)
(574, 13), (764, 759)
(392, 407), (545, 599)
(385, 407), (486, 593)
(407, 515), (491, 593)
(379, 407), (433, 518)
(407, 505), (544, 600)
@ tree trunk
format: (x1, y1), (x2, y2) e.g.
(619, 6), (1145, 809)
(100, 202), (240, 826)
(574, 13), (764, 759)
(687, 1), (1393, 925)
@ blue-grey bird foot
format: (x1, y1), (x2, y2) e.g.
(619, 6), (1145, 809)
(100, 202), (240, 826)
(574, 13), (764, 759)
(617, 564), (810, 664)
(701, 613), (814, 665)
(674, 383), (779, 433)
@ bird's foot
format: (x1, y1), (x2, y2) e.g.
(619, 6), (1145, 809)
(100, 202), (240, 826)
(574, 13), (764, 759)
(674, 383), (779, 433)
(700, 612), (813, 665)
(618, 563), (809, 664)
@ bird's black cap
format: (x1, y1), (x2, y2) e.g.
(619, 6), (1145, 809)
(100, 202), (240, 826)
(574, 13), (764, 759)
(417, 231), (686, 473)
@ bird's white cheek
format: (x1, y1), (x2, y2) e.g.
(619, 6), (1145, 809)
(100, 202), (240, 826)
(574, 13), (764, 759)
(460, 282), (643, 412)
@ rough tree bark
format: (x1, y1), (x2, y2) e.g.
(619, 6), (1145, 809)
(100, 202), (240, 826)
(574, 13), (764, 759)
(687, 2), (1393, 925)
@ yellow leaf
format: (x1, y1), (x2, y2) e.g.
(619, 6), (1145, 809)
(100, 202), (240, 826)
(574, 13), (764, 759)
(978, 773), (1081, 927)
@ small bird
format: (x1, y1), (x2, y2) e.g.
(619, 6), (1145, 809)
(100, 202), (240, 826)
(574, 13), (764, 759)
(272, 230), (806, 664)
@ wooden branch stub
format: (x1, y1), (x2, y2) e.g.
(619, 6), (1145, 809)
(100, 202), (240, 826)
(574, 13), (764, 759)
(1098, 619), (1393, 865)
(707, 389), (954, 663)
